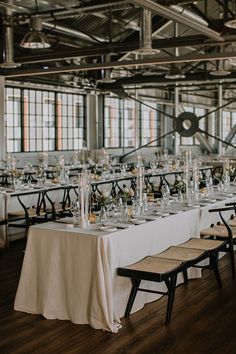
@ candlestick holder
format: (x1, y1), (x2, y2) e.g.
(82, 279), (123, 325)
(78, 169), (91, 228)
(136, 166), (145, 216)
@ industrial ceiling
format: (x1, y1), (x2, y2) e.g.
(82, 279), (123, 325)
(1, 0), (236, 98)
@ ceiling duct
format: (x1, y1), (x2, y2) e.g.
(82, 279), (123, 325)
(169, 4), (208, 26)
(165, 23), (185, 79)
(1, 0), (21, 68)
(130, 0), (223, 42)
(42, 22), (102, 44)
(133, 8), (160, 55)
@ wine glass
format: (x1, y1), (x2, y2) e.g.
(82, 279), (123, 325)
(71, 200), (80, 226)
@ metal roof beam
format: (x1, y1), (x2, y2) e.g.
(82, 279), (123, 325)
(130, 0), (224, 42)
(3, 50), (236, 78)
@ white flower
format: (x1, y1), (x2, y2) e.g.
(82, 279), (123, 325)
(123, 187), (129, 194)
(102, 190), (109, 198)
(129, 188), (134, 197)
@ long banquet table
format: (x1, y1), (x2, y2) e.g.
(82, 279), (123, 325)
(0, 165), (213, 248)
(14, 192), (236, 333)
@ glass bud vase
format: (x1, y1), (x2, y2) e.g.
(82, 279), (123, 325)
(99, 205), (107, 223)
(121, 202), (129, 222)
(177, 189), (183, 202)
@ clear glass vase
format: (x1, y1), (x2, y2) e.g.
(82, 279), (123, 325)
(99, 205), (107, 223)
(121, 202), (129, 222)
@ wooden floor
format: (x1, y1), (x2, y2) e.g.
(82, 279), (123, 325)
(1, 238), (236, 354)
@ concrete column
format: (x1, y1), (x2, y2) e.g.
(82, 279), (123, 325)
(174, 85), (180, 155)
(218, 83), (223, 156)
(0, 76), (5, 160)
(86, 94), (98, 149)
(207, 111), (215, 148)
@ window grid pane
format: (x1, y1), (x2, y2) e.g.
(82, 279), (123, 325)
(104, 97), (120, 148)
(123, 99), (135, 148)
(5, 87), (21, 153)
(23, 89), (56, 152)
(222, 110), (231, 140)
(140, 102), (160, 146)
(57, 93), (85, 150)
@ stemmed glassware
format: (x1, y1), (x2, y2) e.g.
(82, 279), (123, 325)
(161, 182), (170, 208)
(71, 200), (80, 226)
(150, 161), (157, 173)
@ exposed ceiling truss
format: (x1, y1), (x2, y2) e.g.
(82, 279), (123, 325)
(0, 0), (236, 96)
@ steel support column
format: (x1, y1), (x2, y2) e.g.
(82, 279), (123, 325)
(218, 83), (223, 155)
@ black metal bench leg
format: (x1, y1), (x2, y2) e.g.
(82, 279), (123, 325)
(124, 278), (141, 317)
(228, 244), (235, 279)
(165, 274), (177, 325)
(182, 269), (188, 284)
(210, 252), (222, 288)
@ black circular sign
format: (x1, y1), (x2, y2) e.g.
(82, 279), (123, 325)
(175, 112), (199, 137)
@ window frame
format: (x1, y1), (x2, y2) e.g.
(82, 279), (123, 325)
(5, 86), (86, 153)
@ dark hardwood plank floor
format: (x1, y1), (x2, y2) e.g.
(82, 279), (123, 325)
(0, 237), (236, 354)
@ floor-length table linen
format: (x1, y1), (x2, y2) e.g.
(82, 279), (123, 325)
(14, 209), (200, 332)
(14, 193), (236, 332)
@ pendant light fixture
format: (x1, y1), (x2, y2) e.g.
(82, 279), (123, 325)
(165, 64), (185, 79)
(20, 0), (50, 49)
(224, 1), (236, 29)
(96, 55), (116, 84)
(210, 46), (231, 76)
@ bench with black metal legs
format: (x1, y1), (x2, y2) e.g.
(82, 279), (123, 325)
(156, 238), (226, 288)
(117, 237), (225, 325)
(200, 206), (236, 279)
(117, 256), (185, 325)
(0, 217), (8, 249)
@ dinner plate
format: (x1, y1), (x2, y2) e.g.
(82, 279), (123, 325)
(130, 218), (146, 225)
(159, 212), (170, 217)
(166, 209), (183, 214)
(154, 211), (170, 217)
(145, 214), (162, 219)
(99, 225), (117, 232)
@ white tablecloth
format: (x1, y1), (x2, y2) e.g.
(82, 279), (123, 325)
(14, 194), (236, 332)
(14, 208), (201, 332)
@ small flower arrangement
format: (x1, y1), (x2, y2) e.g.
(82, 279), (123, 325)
(121, 185), (134, 203)
(97, 189), (111, 206)
(174, 177), (185, 193)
